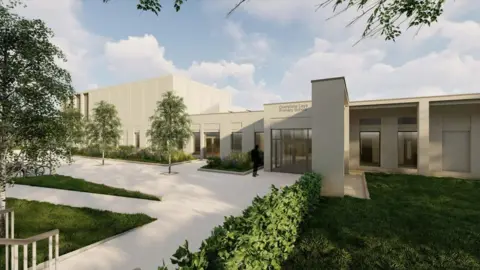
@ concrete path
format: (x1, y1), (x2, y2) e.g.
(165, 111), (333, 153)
(8, 158), (369, 270)
(9, 158), (299, 270)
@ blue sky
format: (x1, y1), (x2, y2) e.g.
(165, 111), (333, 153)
(17, 0), (480, 110)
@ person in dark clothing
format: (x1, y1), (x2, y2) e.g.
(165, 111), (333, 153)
(251, 145), (261, 177)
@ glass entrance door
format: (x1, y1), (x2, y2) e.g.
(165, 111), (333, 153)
(271, 129), (311, 174)
(205, 132), (220, 157)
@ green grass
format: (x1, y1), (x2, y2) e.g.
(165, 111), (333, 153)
(0, 198), (156, 268)
(284, 173), (480, 269)
(14, 175), (161, 201)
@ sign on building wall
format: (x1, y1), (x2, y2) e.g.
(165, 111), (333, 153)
(278, 103), (310, 113)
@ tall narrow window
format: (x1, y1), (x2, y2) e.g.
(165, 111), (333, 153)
(359, 131), (380, 167)
(398, 131), (418, 168)
(134, 131), (140, 149)
(75, 94), (81, 111)
(83, 93), (89, 120)
(231, 132), (242, 152)
(255, 132), (264, 151)
(193, 132), (200, 155)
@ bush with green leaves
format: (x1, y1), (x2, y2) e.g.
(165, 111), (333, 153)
(204, 152), (256, 172)
(163, 172), (322, 269)
(72, 146), (194, 164)
(205, 157), (222, 168)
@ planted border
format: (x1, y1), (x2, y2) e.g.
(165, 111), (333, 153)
(160, 172), (322, 269)
(198, 166), (264, 175)
(72, 146), (195, 165)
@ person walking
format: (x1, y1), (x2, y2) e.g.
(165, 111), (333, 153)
(251, 144), (261, 177)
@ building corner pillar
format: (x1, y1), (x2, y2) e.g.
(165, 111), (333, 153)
(344, 105), (350, 174)
(311, 78), (347, 197)
(417, 100), (430, 175)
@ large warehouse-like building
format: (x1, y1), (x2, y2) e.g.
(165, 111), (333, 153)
(74, 74), (480, 196)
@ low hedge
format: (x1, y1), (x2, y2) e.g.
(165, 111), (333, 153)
(160, 172), (322, 269)
(203, 151), (264, 172)
(72, 145), (194, 164)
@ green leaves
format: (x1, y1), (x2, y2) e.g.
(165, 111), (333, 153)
(147, 91), (192, 164)
(0, 4), (74, 188)
(61, 106), (86, 153)
(102, 0), (187, 15)
(319, 0), (446, 41)
(86, 100), (122, 151)
(163, 173), (322, 269)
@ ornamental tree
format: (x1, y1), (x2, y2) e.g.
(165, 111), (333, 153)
(0, 3), (74, 236)
(108, 0), (446, 41)
(61, 106), (86, 160)
(86, 101), (122, 165)
(147, 91), (192, 174)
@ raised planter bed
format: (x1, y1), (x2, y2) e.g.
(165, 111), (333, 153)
(73, 155), (200, 167)
(198, 166), (264, 176)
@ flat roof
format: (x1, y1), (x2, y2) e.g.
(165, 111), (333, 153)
(350, 92), (480, 107)
(190, 92), (480, 116)
(189, 110), (264, 116)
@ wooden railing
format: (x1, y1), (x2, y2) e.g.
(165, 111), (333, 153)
(0, 209), (60, 270)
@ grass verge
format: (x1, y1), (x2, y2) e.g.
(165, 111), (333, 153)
(0, 198), (156, 268)
(284, 173), (480, 269)
(14, 175), (161, 201)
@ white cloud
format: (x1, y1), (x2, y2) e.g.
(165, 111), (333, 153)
(104, 34), (176, 77)
(276, 38), (480, 101)
(15, 0), (105, 90)
(223, 20), (272, 63)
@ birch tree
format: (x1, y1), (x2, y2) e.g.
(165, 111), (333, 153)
(147, 91), (192, 174)
(86, 101), (122, 165)
(0, 3), (74, 236)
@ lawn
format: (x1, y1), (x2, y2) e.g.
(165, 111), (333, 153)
(14, 175), (161, 201)
(0, 198), (156, 268)
(284, 173), (480, 269)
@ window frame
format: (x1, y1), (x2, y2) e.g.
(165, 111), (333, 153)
(231, 132), (243, 153)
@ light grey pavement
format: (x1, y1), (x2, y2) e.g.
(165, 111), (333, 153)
(9, 157), (299, 270)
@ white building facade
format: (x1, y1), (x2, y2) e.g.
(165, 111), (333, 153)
(75, 75), (480, 196)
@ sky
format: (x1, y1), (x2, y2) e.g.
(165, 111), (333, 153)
(14, 0), (480, 110)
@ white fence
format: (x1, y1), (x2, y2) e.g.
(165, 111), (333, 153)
(0, 209), (60, 270)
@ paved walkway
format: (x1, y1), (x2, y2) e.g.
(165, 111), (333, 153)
(8, 158), (369, 270)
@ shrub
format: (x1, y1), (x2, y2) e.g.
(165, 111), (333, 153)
(226, 152), (251, 169)
(206, 156), (222, 168)
(72, 146), (194, 164)
(168, 150), (195, 163)
(116, 145), (136, 159)
(204, 152), (253, 171)
(165, 172), (322, 269)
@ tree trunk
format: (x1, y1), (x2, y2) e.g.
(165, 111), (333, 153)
(168, 153), (171, 174)
(102, 150), (105, 165)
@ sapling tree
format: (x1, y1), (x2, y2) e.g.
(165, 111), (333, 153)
(0, 3), (74, 236)
(61, 106), (86, 161)
(147, 91), (192, 174)
(86, 101), (122, 165)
